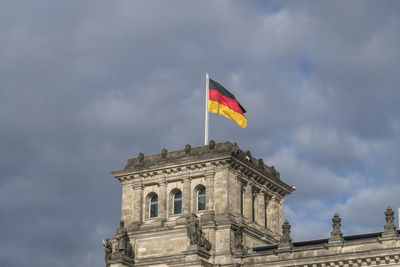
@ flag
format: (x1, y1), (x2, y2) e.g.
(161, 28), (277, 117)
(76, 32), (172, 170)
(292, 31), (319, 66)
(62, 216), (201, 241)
(208, 78), (247, 128)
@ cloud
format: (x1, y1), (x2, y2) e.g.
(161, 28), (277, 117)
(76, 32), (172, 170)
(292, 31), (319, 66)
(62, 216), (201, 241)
(1, 1), (400, 266)
(292, 126), (368, 172)
(266, 147), (352, 201)
(336, 185), (400, 234)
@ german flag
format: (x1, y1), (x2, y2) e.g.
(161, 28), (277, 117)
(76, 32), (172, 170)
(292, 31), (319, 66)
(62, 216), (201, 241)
(208, 78), (247, 128)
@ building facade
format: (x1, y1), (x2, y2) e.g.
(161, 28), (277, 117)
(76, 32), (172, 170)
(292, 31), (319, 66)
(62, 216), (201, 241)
(104, 141), (400, 267)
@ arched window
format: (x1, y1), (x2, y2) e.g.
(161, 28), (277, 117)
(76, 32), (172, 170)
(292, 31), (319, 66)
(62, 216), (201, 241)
(149, 194), (158, 218)
(197, 186), (206, 211)
(173, 190), (182, 214)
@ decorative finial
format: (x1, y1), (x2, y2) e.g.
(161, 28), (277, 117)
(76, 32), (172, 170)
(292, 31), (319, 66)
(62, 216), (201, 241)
(258, 158), (264, 167)
(383, 206), (397, 236)
(161, 148), (167, 159)
(138, 153), (144, 163)
(209, 140), (216, 150)
(232, 142), (239, 154)
(103, 238), (112, 266)
(278, 220), (293, 249)
(184, 144), (191, 154)
(329, 212), (344, 242)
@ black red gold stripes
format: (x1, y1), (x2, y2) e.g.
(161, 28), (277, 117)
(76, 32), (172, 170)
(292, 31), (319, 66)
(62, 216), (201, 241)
(208, 78), (247, 128)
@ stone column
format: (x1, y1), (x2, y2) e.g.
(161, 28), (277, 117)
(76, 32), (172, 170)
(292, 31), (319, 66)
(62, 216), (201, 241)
(243, 183), (253, 221)
(182, 177), (191, 214)
(132, 181), (144, 224)
(159, 181), (167, 219)
(252, 191), (258, 222)
(257, 192), (266, 226)
(205, 171), (215, 211)
(264, 195), (269, 228)
(121, 181), (134, 225)
(267, 195), (280, 234)
(278, 198), (285, 235)
(238, 179), (244, 216)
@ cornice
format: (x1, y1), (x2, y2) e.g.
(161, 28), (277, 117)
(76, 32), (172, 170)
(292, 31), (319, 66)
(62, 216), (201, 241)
(111, 141), (295, 197)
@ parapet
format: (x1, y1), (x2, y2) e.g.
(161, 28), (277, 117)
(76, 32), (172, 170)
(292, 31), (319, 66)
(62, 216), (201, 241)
(111, 141), (295, 197)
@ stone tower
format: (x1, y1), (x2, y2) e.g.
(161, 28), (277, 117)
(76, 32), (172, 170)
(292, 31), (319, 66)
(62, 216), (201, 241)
(106, 141), (294, 267)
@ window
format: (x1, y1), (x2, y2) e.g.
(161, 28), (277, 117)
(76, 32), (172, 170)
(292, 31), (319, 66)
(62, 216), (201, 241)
(197, 186), (206, 211)
(149, 194), (158, 218)
(173, 190), (182, 214)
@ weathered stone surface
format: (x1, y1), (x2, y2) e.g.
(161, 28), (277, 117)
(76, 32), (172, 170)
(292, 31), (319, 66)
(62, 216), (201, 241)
(106, 141), (400, 267)
(278, 220), (292, 249)
(329, 212), (344, 243)
(383, 206), (397, 236)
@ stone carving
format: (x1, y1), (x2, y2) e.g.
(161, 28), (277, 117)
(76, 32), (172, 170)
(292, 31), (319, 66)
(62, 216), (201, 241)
(113, 220), (133, 258)
(245, 150), (252, 161)
(161, 148), (167, 159)
(232, 225), (245, 252)
(278, 220), (292, 249)
(383, 206), (397, 236)
(185, 144), (191, 154)
(103, 238), (112, 267)
(209, 140), (216, 150)
(257, 158), (264, 167)
(138, 153), (144, 164)
(186, 213), (212, 251)
(270, 165), (280, 180)
(232, 142), (240, 154)
(329, 212), (344, 242)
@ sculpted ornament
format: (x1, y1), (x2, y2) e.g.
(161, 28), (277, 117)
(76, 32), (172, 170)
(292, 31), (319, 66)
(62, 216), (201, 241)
(161, 148), (168, 159)
(383, 206), (397, 235)
(186, 213), (212, 251)
(232, 142), (239, 154)
(103, 238), (112, 267)
(209, 140), (216, 150)
(113, 220), (134, 258)
(185, 144), (191, 154)
(278, 220), (293, 249)
(329, 212), (344, 242)
(138, 153), (144, 164)
(232, 225), (244, 252)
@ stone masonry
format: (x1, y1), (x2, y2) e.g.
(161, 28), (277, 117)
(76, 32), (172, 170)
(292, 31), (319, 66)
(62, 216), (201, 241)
(104, 141), (400, 267)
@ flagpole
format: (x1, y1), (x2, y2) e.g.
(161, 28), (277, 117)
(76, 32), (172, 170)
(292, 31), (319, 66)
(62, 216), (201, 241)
(205, 73), (209, 145)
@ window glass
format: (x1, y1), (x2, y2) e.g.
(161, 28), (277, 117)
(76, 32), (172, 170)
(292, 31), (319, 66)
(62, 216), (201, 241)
(197, 187), (206, 211)
(150, 195), (158, 217)
(173, 191), (182, 214)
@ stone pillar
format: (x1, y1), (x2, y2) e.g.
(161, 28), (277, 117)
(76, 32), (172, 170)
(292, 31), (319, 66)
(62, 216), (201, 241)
(243, 183), (253, 221)
(238, 179), (244, 216)
(205, 171), (215, 211)
(159, 181), (167, 218)
(267, 195), (280, 234)
(264, 194), (269, 228)
(132, 181), (143, 224)
(278, 198), (285, 235)
(182, 177), (191, 214)
(257, 192), (266, 226)
(121, 181), (134, 225)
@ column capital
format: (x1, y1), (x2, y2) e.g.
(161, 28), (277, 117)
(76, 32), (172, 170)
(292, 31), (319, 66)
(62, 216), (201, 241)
(245, 182), (253, 189)
(158, 181), (167, 187)
(181, 176), (191, 183)
(271, 194), (282, 202)
(132, 181), (143, 190)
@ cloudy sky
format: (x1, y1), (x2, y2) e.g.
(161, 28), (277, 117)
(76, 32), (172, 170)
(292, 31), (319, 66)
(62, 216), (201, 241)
(1, 0), (400, 266)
